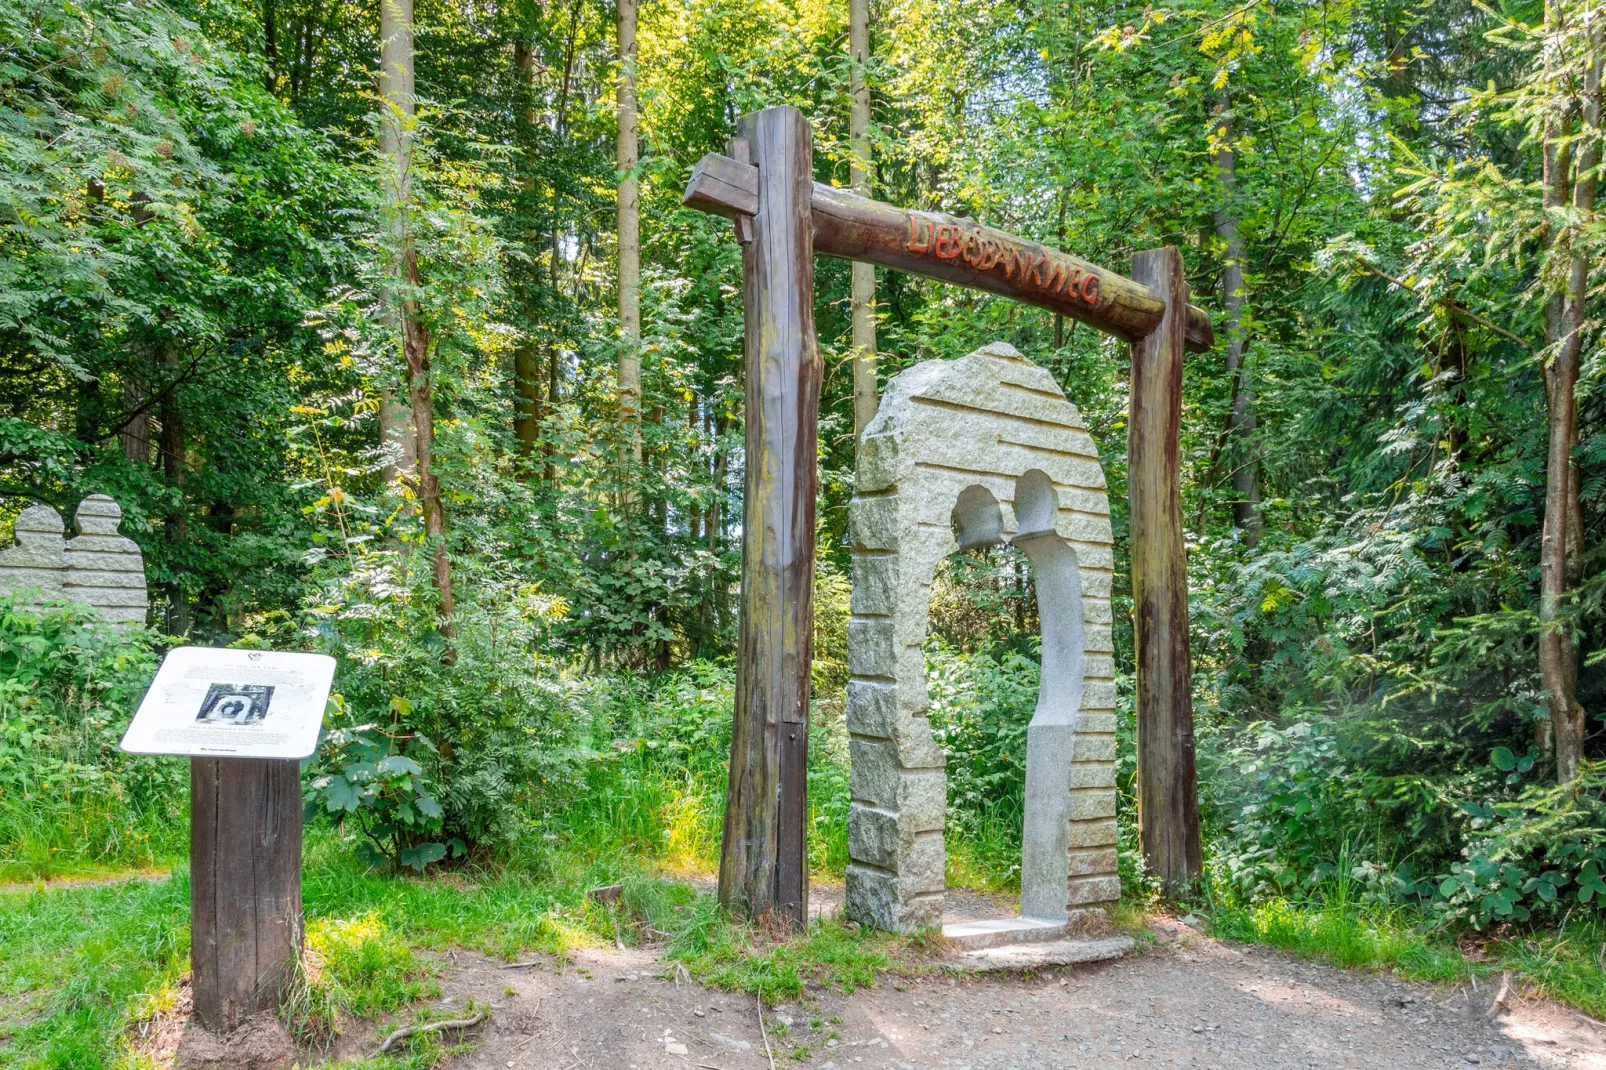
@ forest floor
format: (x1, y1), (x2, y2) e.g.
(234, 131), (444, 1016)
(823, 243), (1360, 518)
(424, 897), (1606, 1070)
(10, 866), (1606, 1069)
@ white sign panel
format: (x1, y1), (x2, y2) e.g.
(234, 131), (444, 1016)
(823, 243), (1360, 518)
(121, 646), (336, 760)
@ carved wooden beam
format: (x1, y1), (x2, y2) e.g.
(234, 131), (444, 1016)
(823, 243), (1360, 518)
(684, 152), (1215, 351)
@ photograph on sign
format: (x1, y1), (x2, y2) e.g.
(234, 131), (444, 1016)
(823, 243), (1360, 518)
(197, 683), (275, 725)
(120, 646), (335, 759)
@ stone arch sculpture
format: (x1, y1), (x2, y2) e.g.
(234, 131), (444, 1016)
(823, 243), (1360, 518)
(844, 341), (1119, 932)
(0, 495), (148, 626)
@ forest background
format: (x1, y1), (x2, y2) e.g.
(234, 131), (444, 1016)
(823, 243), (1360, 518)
(3, 0), (1606, 1061)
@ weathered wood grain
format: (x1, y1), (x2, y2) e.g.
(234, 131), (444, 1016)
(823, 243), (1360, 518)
(683, 155), (1214, 351)
(1128, 248), (1202, 895)
(190, 757), (303, 1033)
(684, 151), (759, 219)
(715, 106), (818, 930)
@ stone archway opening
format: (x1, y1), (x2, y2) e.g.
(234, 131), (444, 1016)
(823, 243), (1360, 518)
(845, 342), (1120, 940)
(924, 472), (1093, 943)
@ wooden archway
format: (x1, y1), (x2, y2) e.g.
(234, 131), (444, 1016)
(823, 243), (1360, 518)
(683, 105), (1209, 926)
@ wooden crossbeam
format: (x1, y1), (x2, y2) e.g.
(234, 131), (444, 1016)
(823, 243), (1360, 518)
(685, 152), (1215, 351)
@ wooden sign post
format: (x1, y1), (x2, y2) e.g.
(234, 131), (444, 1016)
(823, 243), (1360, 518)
(122, 647), (333, 1032)
(191, 758), (304, 1032)
(685, 105), (1211, 924)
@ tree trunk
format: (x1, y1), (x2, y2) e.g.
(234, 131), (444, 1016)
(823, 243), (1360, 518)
(120, 380), (151, 465)
(380, 0), (453, 634)
(1212, 88), (1258, 544)
(848, 0), (877, 439)
(1540, 4), (1599, 782)
(513, 342), (543, 469)
(616, 0), (642, 466)
(545, 342), (560, 484)
(512, 42), (543, 477)
(379, 0), (418, 487)
(159, 346), (190, 637)
(405, 309), (454, 634)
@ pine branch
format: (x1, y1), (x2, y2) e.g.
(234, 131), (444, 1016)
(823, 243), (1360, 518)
(1351, 259), (1534, 352)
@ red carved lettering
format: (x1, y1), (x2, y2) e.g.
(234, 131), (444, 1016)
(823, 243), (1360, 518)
(981, 240), (1002, 270)
(1044, 259), (1068, 294)
(1081, 272), (1101, 304)
(1066, 266), (1083, 295)
(906, 216), (933, 253)
(1025, 251), (1049, 287)
(960, 230), (983, 266)
(934, 224), (964, 259)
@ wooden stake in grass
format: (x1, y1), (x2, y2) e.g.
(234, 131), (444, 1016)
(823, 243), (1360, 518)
(1129, 246), (1203, 897)
(190, 757), (303, 1034)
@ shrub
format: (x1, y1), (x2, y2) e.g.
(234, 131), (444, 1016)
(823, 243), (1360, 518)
(0, 599), (179, 876)
(926, 641), (1039, 885)
(299, 551), (581, 870)
(1435, 763), (1606, 929)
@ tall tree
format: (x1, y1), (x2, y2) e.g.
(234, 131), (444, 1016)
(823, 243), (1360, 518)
(379, 0), (454, 631)
(379, 0), (418, 485)
(617, 0), (642, 466)
(1539, 0), (1600, 782)
(159, 344), (190, 636)
(1211, 88), (1258, 544)
(849, 0), (877, 438)
(512, 38), (545, 472)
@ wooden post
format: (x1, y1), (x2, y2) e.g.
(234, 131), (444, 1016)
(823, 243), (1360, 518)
(716, 106), (819, 929)
(1128, 247), (1202, 896)
(191, 757), (304, 1033)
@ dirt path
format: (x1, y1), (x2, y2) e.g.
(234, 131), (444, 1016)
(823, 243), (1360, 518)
(432, 920), (1606, 1070)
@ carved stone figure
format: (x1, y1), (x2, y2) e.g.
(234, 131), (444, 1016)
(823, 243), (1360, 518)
(0, 504), (68, 605)
(844, 341), (1119, 932)
(0, 495), (148, 626)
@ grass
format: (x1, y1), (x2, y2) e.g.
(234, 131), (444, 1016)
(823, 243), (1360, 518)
(663, 895), (941, 1004)
(8, 840), (1606, 1070)
(0, 827), (954, 1070)
(1208, 895), (1606, 1020)
(0, 791), (185, 885)
(0, 828), (677, 1070)
(0, 818), (893, 1070)
(0, 872), (189, 1070)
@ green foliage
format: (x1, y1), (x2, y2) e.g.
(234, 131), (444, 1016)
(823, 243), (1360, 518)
(299, 550), (582, 865)
(0, 0), (368, 632)
(925, 641), (1038, 887)
(0, 601), (179, 878)
(306, 715), (454, 873)
(1435, 766), (1606, 929)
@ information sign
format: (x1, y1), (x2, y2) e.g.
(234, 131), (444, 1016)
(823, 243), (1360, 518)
(120, 646), (335, 759)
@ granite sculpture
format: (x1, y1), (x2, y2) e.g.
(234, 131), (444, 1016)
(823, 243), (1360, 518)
(844, 342), (1119, 932)
(0, 495), (148, 626)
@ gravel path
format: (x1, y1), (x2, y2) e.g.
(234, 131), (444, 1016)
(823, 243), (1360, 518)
(433, 918), (1606, 1070)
